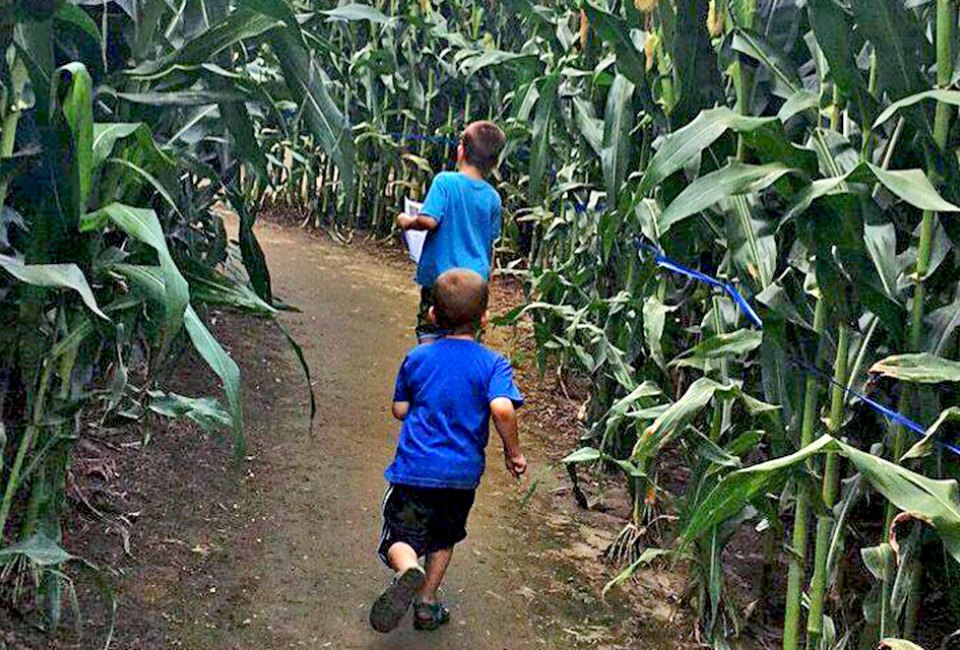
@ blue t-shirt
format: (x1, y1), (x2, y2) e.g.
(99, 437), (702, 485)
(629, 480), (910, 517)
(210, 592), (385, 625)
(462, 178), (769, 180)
(385, 339), (524, 490)
(416, 171), (503, 288)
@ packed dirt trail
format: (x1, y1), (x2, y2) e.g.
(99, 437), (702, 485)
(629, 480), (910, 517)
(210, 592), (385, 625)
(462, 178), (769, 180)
(175, 216), (635, 649)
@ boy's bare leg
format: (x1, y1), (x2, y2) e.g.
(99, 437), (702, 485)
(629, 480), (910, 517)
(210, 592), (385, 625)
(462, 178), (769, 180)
(387, 542), (420, 573)
(417, 547), (453, 604)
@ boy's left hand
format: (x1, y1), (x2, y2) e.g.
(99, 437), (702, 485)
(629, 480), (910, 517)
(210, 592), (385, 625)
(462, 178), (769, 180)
(505, 451), (527, 479)
(396, 214), (415, 230)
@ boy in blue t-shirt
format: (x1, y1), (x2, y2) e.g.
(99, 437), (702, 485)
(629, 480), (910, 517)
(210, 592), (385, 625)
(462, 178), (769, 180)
(369, 269), (527, 634)
(396, 121), (506, 342)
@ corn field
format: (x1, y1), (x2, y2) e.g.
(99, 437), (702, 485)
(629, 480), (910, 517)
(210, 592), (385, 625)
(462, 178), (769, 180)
(3, 0), (960, 648)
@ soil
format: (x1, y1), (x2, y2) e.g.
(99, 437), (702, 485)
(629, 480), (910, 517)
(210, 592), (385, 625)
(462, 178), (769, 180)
(2, 215), (696, 649)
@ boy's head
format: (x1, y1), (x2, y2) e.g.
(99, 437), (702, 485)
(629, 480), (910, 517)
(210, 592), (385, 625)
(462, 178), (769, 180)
(430, 269), (489, 333)
(457, 121), (505, 176)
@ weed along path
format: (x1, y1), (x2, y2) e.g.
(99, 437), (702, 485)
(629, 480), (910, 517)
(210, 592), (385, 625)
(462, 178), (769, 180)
(165, 215), (644, 649)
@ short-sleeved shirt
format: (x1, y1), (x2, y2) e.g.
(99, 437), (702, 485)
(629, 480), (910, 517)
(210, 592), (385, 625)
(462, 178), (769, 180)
(385, 339), (523, 490)
(416, 171), (502, 288)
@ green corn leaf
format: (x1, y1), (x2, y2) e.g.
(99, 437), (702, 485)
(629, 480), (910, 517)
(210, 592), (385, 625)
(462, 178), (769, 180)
(672, 0), (721, 123)
(873, 90), (960, 130)
(528, 73), (560, 203)
(82, 204), (190, 352)
(732, 28), (800, 98)
(0, 532), (75, 566)
(460, 50), (540, 77)
(637, 107), (776, 197)
(184, 305), (245, 457)
(777, 90), (819, 122)
(224, 189), (272, 302)
(147, 391), (232, 433)
(115, 90), (250, 106)
(0, 255), (108, 320)
(670, 329), (763, 370)
(561, 447), (601, 464)
(851, 0), (926, 103)
(659, 162), (798, 233)
(320, 3), (392, 24)
(861, 543), (895, 582)
(878, 640), (928, 650)
(56, 63), (94, 218)
(269, 28), (355, 209)
(680, 435), (836, 549)
(862, 164), (960, 213)
(127, 9), (281, 76)
(92, 123), (144, 168)
(54, 3), (102, 50)
(600, 73), (635, 199)
(14, 22), (55, 120)
(582, 3), (645, 86)
(106, 158), (183, 218)
(218, 99), (268, 180)
(642, 295), (673, 370)
(634, 378), (777, 461)
(786, 162), (960, 220)
(870, 353), (960, 384)
(681, 435), (960, 563)
(184, 261), (277, 317)
(602, 548), (672, 597)
(806, 0), (875, 126)
(840, 441), (960, 563)
(572, 97), (603, 157)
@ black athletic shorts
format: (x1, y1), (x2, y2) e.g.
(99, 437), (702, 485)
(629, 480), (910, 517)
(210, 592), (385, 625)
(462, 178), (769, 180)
(415, 287), (446, 342)
(377, 484), (476, 566)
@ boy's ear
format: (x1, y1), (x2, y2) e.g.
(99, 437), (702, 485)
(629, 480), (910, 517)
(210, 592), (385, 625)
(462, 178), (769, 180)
(480, 309), (490, 328)
(456, 141), (466, 163)
(428, 306), (438, 325)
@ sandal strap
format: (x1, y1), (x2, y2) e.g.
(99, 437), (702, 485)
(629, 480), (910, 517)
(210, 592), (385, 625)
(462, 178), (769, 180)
(414, 602), (448, 619)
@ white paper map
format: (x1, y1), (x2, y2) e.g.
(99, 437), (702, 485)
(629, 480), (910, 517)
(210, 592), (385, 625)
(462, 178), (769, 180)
(403, 198), (427, 264)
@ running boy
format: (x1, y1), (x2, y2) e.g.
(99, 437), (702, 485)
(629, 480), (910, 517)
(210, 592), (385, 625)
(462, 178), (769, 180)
(396, 121), (506, 342)
(370, 268), (526, 633)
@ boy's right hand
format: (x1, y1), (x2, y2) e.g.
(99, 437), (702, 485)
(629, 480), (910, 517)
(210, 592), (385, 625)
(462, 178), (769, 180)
(504, 451), (527, 479)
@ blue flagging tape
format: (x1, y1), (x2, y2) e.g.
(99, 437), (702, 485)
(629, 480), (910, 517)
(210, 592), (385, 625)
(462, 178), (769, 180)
(634, 237), (960, 457)
(388, 132), (459, 145)
(638, 239), (764, 329)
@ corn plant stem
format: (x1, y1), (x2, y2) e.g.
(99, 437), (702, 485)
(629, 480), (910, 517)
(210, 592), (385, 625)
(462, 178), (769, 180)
(0, 57), (26, 209)
(0, 357), (54, 539)
(372, 164), (385, 231)
(806, 324), (850, 649)
(782, 298), (827, 650)
(420, 68), (435, 161)
(443, 105), (454, 162)
(882, 0), (958, 639)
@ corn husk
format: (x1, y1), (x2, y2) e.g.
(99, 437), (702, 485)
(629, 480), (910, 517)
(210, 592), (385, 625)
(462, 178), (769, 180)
(644, 32), (659, 73)
(579, 9), (589, 50)
(707, 0), (725, 37)
(634, 0), (659, 14)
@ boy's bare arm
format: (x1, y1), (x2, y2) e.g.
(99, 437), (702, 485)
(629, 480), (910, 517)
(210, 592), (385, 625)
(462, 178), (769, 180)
(396, 214), (439, 232)
(490, 397), (526, 478)
(392, 401), (410, 421)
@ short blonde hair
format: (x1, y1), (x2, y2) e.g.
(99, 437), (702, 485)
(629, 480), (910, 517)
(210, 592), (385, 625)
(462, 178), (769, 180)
(433, 269), (489, 331)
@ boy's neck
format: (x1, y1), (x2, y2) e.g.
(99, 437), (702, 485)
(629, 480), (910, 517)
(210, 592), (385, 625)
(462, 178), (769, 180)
(457, 163), (485, 181)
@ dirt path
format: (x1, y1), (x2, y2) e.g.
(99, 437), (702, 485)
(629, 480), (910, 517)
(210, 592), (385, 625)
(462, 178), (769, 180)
(159, 218), (637, 649)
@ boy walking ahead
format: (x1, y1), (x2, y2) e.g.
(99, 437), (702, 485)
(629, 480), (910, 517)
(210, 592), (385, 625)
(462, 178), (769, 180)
(370, 268), (526, 633)
(397, 121), (506, 342)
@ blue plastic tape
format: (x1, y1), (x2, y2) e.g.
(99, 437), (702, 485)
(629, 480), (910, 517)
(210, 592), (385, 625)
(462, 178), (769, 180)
(389, 132), (459, 145)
